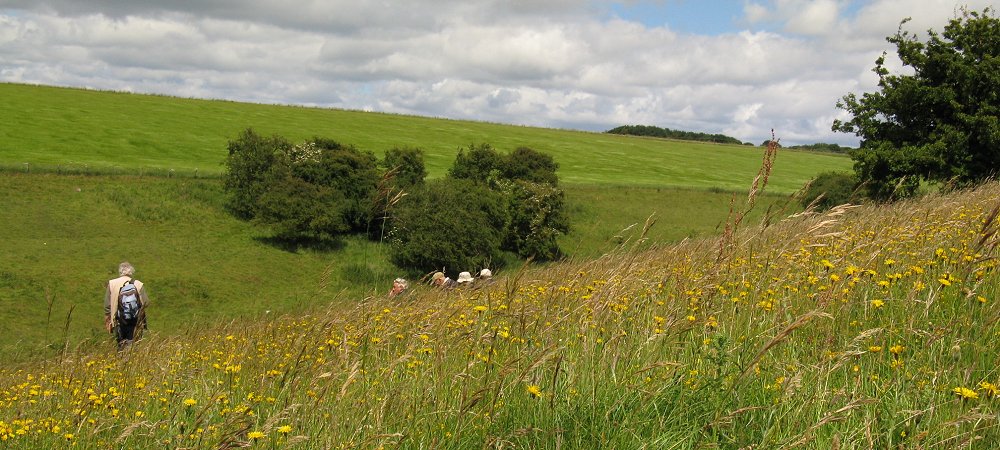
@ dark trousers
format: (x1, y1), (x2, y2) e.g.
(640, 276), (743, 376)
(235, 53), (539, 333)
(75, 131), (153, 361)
(114, 319), (140, 350)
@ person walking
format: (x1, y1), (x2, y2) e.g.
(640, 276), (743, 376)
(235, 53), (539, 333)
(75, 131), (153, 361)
(104, 261), (149, 350)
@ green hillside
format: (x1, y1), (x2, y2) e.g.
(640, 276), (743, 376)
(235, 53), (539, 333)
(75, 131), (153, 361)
(0, 83), (850, 192)
(1, 177), (996, 448)
(0, 172), (790, 361)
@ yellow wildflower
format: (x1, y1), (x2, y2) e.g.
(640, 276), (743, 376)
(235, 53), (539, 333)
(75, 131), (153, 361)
(979, 381), (999, 398)
(953, 387), (978, 400)
(248, 430), (266, 440)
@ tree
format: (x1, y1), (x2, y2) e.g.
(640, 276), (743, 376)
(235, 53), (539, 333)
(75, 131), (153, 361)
(500, 180), (569, 260)
(833, 8), (1000, 200)
(305, 138), (380, 233)
(389, 178), (509, 273)
(222, 128), (288, 219)
(253, 164), (348, 241)
(501, 147), (559, 185)
(448, 143), (503, 181)
(382, 146), (427, 189)
(222, 132), (380, 242)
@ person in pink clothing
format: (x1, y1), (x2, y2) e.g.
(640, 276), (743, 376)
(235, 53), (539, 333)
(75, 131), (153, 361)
(104, 261), (150, 350)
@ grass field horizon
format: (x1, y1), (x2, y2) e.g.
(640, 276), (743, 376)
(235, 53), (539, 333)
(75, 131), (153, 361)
(1, 82), (850, 192)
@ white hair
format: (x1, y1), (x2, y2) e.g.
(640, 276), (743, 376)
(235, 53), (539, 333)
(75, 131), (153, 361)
(118, 261), (135, 277)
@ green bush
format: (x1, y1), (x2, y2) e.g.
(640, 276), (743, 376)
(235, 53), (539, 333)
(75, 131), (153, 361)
(303, 138), (380, 233)
(222, 128), (288, 219)
(501, 146), (559, 185)
(501, 180), (569, 260)
(382, 146), (427, 189)
(222, 132), (380, 242)
(254, 166), (348, 241)
(449, 143), (503, 181)
(800, 171), (860, 210)
(390, 178), (509, 273)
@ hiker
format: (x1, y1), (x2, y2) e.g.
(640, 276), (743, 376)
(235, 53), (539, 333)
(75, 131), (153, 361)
(456, 271), (475, 286)
(477, 268), (495, 288)
(388, 278), (409, 298)
(104, 261), (149, 350)
(431, 271), (455, 288)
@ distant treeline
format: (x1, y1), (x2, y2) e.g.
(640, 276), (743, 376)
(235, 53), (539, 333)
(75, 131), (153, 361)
(782, 143), (852, 154)
(606, 125), (744, 145)
(608, 124), (854, 154)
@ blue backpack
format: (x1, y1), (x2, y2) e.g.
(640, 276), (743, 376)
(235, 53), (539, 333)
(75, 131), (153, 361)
(118, 280), (141, 322)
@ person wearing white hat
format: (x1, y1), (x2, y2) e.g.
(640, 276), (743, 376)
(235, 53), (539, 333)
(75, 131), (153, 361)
(476, 268), (495, 289)
(456, 271), (475, 285)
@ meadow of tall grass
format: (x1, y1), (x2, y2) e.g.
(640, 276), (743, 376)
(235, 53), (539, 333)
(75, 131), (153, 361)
(2, 176), (996, 448)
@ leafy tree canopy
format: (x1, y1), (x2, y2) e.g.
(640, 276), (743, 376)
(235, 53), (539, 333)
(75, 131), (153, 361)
(222, 129), (380, 243)
(833, 8), (1000, 200)
(500, 147), (559, 185)
(448, 143), (504, 181)
(382, 146), (427, 189)
(389, 178), (509, 274)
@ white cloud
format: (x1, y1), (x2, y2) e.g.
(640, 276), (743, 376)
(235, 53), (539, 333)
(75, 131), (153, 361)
(1, 0), (994, 146)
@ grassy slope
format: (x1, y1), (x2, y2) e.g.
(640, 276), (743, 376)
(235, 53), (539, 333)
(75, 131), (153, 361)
(0, 82), (818, 358)
(0, 83), (850, 192)
(0, 172), (789, 359)
(1, 180), (996, 448)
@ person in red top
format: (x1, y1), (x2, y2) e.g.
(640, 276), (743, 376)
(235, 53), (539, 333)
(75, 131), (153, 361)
(104, 261), (150, 350)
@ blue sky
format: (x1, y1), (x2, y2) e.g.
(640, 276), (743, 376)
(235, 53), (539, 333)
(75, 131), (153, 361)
(611, 1), (748, 34)
(0, 0), (994, 146)
(610, 0), (867, 35)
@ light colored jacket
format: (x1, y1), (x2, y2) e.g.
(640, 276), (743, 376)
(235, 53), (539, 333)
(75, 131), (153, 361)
(104, 276), (149, 328)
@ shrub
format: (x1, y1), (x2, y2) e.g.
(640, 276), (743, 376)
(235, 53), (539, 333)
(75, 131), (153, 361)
(304, 138), (380, 233)
(222, 128), (288, 219)
(449, 143), (503, 181)
(501, 147), (559, 185)
(800, 171), (860, 210)
(382, 146), (427, 189)
(390, 178), (509, 273)
(501, 180), (569, 260)
(253, 165), (348, 241)
(222, 132), (380, 242)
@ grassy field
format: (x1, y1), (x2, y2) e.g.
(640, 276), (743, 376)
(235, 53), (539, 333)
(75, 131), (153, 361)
(0, 179), (996, 448)
(0, 172), (790, 361)
(1, 82), (997, 449)
(1, 81), (813, 360)
(0, 83), (850, 192)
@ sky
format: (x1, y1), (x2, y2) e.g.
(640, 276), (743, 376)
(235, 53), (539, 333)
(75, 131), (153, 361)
(0, 0), (995, 147)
